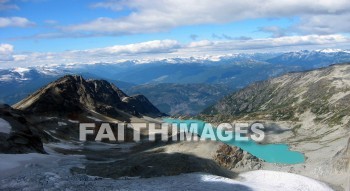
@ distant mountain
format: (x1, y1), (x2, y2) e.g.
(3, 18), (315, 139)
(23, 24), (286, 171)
(0, 67), (135, 105)
(203, 63), (350, 126)
(267, 49), (350, 68)
(126, 83), (233, 115)
(14, 75), (165, 120)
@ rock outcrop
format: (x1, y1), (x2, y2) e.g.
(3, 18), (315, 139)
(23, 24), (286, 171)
(214, 144), (263, 171)
(0, 104), (46, 154)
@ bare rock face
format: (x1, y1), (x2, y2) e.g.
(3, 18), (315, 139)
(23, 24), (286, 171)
(214, 144), (263, 171)
(333, 138), (350, 172)
(0, 105), (46, 154)
(13, 75), (165, 119)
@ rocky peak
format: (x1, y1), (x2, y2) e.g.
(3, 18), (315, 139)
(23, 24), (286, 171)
(13, 75), (165, 119)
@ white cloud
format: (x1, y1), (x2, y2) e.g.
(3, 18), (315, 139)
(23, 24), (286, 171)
(0, 43), (14, 61)
(188, 40), (214, 48)
(0, 17), (35, 28)
(296, 13), (350, 34)
(99, 40), (181, 54)
(61, 0), (350, 35)
(44, 20), (58, 25)
(0, 0), (18, 10)
(205, 35), (350, 51)
(258, 26), (287, 38)
(0, 43), (13, 54)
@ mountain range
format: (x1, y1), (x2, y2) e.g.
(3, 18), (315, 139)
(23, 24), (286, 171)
(2, 49), (350, 115)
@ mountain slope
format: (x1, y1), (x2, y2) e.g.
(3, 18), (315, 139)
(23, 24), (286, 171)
(204, 63), (350, 126)
(126, 83), (233, 115)
(13, 75), (164, 119)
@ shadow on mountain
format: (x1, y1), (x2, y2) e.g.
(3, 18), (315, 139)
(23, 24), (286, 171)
(72, 152), (236, 180)
(264, 123), (291, 134)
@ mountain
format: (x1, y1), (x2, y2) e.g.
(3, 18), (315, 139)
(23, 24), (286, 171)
(0, 68), (61, 105)
(203, 63), (350, 125)
(71, 49), (350, 86)
(126, 83), (233, 115)
(267, 49), (350, 68)
(0, 67), (135, 105)
(13, 75), (165, 120)
(201, 63), (350, 189)
(3, 49), (350, 116)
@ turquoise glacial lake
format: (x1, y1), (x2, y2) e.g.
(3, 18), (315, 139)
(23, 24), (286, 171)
(164, 119), (305, 164)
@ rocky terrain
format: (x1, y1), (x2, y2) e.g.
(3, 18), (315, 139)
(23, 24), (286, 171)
(202, 63), (350, 190)
(126, 83), (232, 115)
(203, 63), (350, 125)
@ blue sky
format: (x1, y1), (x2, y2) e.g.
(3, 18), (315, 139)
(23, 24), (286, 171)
(1, 0), (350, 67)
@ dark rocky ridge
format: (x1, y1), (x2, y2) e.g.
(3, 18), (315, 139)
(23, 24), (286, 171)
(0, 104), (46, 154)
(13, 75), (165, 119)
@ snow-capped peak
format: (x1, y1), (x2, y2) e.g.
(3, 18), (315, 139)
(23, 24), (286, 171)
(12, 67), (31, 76)
(316, 48), (343, 53)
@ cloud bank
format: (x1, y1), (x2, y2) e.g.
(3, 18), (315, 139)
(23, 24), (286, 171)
(0, 43), (14, 61)
(59, 0), (350, 36)
(0, 17), (34, 28)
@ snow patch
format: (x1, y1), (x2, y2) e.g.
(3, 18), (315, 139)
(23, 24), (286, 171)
(240, 170), (333, 191)
(46, 142), (82, 150)
(0, 153), (53, 178)
(316, 48), (343, 53)
(13, 67), (30, 74)
(0, 118), (11, 134)
(68, 119), (79, 123)
(86, 116), (102, 122)
(58, 122), (67, 126)
(0, 155), (334, 191)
